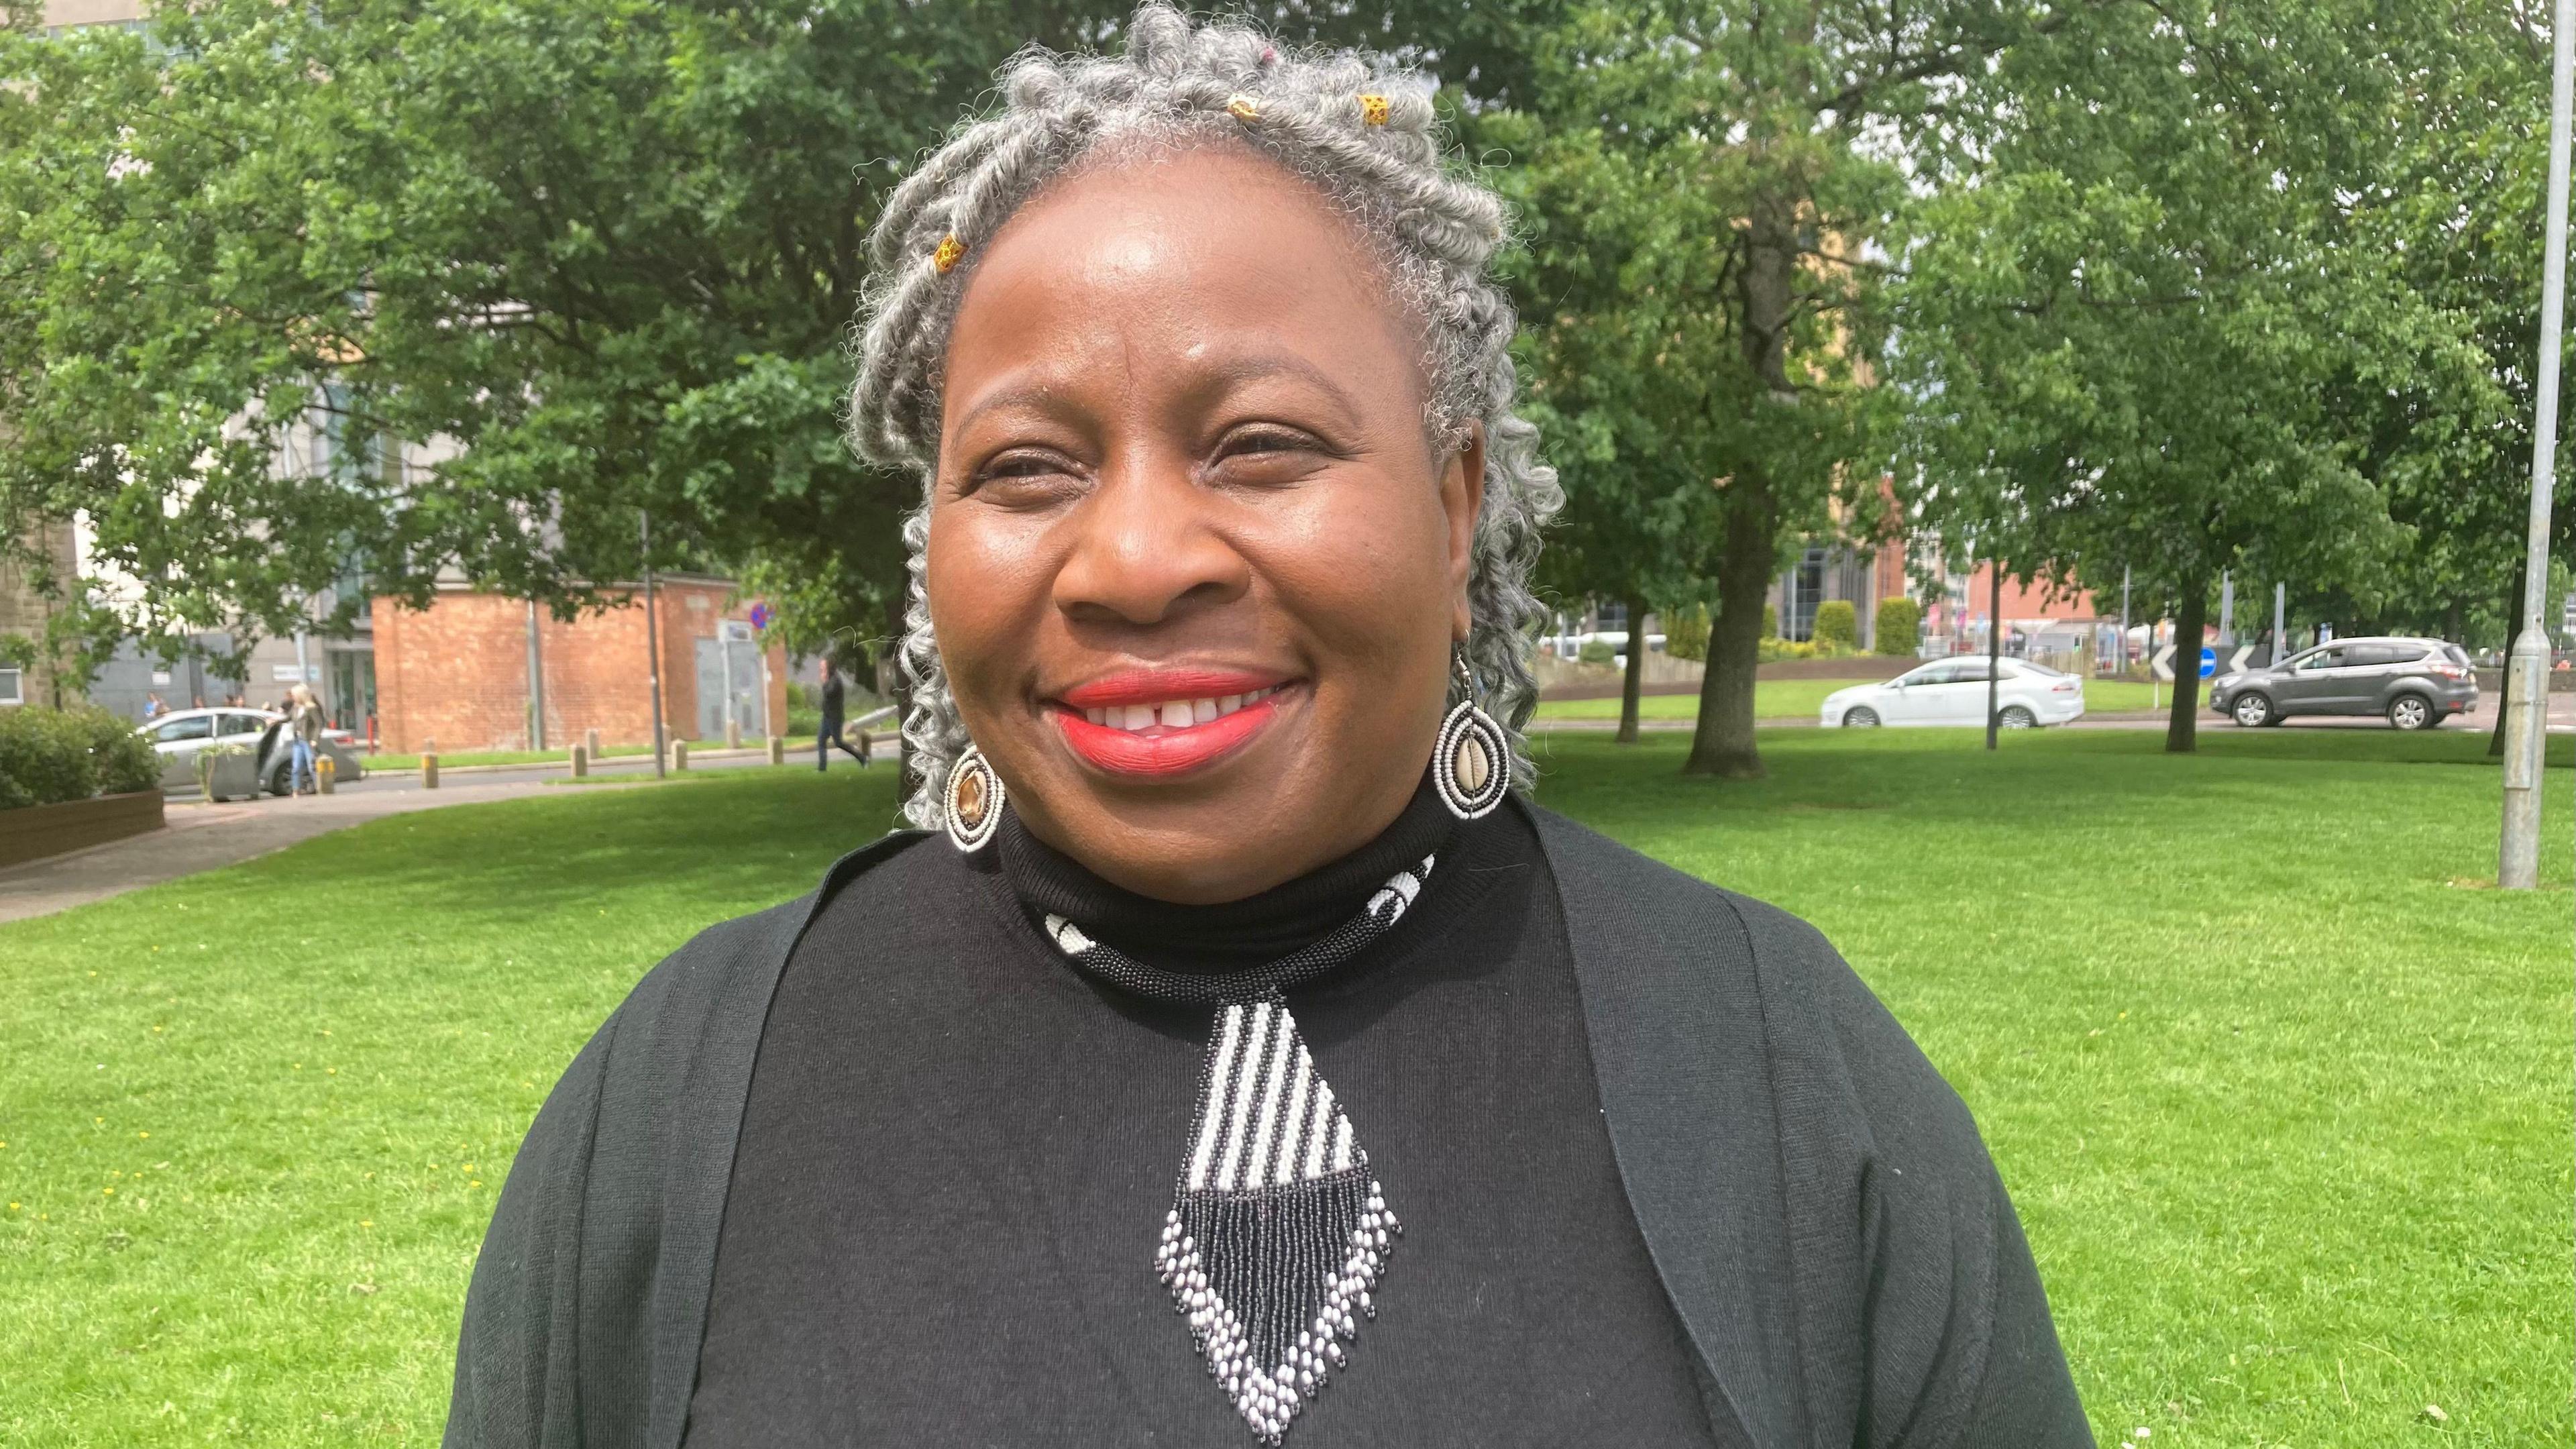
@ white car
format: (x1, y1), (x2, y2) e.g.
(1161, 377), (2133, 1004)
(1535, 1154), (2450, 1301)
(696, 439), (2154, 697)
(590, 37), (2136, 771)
(1821, 657), (2086, 729)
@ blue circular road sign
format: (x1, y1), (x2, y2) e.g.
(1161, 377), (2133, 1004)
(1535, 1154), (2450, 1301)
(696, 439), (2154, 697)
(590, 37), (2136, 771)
(2198, 647), (2216, 679)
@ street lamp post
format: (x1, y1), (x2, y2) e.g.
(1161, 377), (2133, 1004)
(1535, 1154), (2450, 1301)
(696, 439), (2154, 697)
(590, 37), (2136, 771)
(642, 509), (667, 782)
(2502, 0), (2574, 890)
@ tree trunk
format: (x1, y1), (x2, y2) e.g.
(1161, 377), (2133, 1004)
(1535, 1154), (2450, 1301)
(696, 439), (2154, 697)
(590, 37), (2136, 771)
(2165, 580), (2208, 753)
(1616, 596), (1649, 744)
(2491, 560), (2525, 757)
(1684, 496), (1775, 779)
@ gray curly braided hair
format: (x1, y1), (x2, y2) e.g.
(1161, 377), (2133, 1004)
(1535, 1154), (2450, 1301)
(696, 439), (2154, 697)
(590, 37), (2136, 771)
(848, 3), (1560, 827)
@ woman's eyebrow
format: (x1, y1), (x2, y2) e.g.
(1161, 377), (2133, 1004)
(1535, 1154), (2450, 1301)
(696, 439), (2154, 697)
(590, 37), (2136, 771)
(1183, 352), (1368, 429)
(951, 352), (1375, 443)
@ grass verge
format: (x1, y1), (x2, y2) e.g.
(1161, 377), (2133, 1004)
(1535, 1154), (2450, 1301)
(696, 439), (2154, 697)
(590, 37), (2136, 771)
(0, 730), (2564, 1445)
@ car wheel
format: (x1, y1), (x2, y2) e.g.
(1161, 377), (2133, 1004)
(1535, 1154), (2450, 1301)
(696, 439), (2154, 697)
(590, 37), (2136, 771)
(2231, 691), (2274, 729)
(2387, 694), (2434, 731)
(1998, 706), (2037, 729)
(266, 764), (294, 797)
(1843, 706), (1881, 728)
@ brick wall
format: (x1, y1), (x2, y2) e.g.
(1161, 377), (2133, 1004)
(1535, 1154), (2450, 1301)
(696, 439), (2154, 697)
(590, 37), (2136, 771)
(372, 579), (788, 753)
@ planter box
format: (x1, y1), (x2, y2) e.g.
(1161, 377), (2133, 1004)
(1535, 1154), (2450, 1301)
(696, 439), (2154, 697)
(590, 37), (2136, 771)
(0, 790), (166, 871)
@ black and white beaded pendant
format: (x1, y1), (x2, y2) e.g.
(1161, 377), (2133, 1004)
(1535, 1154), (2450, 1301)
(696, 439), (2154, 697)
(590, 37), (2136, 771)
(1040, 859), (1428, 1442)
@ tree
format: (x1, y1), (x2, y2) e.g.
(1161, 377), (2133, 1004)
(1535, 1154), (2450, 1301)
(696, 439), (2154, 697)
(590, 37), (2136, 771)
(0, 0), (1552, 675)
(1470, 0), (1992, 780)
(1886, 0), (2502, 751)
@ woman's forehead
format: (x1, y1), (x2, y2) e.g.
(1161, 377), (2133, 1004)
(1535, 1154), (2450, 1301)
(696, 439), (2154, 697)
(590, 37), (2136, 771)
(940, 146), (1421, 423)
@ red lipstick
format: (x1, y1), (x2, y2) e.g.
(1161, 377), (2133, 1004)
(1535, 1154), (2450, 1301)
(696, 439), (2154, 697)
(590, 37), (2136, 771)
(1050, 669), (1294, 778)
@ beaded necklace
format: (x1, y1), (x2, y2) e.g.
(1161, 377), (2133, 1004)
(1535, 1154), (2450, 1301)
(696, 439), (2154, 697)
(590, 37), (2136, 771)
(1035, 855), (1430, 1444)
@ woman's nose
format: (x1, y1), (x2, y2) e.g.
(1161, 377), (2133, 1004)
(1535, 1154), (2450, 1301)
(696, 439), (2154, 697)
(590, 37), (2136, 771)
(1051, 460), (1251, 628)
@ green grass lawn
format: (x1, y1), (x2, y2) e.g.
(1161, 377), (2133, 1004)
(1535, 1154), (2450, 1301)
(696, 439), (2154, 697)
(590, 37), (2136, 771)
(1535, 676), (2172, 720)
(1, 730), (2565, 1445)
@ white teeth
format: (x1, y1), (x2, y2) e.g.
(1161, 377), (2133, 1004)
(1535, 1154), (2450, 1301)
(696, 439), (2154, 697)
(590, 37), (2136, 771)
(1089, 688), (1285, 733)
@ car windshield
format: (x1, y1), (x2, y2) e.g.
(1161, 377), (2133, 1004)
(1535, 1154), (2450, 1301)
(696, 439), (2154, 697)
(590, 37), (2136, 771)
(2008, 659), (2067, 678)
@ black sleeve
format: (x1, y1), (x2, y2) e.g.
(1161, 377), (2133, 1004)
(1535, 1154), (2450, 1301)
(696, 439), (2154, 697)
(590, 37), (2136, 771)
(441, 1014), (619, 1449)
(1735, 896), (2093, 1449)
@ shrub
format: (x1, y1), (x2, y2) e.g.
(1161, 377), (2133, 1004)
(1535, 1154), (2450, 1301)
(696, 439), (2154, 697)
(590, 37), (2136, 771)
(1664, 604), (1710, 663)
(1761, 602), (1778, 639)
(0, 704), (160, 810)
(1813, 600), (1860, 649)
(1576, 638), (1617, 666)
(1816, 601), (1858, 648)
(1874, 596), (1923, 656)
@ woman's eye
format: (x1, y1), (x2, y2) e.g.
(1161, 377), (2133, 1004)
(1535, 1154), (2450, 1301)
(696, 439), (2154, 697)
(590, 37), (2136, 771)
(969, 451), (1083, 499)
(1218, 427), (1316, 460)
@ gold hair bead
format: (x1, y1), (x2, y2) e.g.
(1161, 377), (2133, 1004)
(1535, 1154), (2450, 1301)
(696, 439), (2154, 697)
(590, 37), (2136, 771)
(1225, 94), (1261, 121)
(932, 235), (965, 274)
(1358, 94), (1391, 125)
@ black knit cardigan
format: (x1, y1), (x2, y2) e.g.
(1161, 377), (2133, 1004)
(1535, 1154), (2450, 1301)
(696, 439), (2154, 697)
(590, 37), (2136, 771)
(441, 806), (2090, 1449)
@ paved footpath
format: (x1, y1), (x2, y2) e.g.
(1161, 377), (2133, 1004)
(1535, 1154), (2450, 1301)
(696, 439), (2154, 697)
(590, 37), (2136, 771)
(0, 745), (882, 926)
(0, 778), (563, 926)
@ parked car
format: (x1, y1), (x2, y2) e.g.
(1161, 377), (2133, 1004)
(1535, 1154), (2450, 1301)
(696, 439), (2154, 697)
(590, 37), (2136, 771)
(136, 707), (366, 797)
(2207, 637), (2475, 731)
(1821, 657), (2087, 729)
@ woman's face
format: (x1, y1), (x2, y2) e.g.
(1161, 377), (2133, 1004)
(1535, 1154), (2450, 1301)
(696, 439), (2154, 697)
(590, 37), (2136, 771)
(928, 144), (1485, 904)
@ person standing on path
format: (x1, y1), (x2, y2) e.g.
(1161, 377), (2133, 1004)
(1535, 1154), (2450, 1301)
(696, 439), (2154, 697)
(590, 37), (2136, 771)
(816, 663), (868, 770)
(142, 692), (168, 721)
(286, 684), (325, 795)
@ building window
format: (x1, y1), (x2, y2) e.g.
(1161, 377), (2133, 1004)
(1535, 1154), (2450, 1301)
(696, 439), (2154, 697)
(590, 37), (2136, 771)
(1786, 548), (1827, 641)
(0, 668), (20, 706)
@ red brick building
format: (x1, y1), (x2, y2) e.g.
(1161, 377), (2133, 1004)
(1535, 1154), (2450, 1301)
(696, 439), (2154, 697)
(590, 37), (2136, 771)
(371, 576), (788, 754)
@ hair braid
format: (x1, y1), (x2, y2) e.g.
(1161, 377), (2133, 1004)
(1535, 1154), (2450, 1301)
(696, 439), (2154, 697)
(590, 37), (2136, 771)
(849, 3), (1560, 826)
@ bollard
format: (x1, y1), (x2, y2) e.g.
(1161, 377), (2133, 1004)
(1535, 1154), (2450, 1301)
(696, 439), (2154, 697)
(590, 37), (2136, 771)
(584, 727), (600, 759)
(570, 743), (589, 780)
(671, 740), (690, 773)
(421, 751), (440, 790)
(766, 735), (785, 766)
(725, 718), (742, 749)
(317, 755), (336, 795)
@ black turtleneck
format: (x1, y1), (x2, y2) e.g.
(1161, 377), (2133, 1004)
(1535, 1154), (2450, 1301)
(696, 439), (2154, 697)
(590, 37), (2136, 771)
(684, 788), (1723, 1448)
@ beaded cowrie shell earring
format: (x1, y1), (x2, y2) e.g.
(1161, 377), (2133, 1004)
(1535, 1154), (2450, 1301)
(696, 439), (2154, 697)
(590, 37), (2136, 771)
(944, 745), (1004, 852)
(1434, 648), (1509, 820)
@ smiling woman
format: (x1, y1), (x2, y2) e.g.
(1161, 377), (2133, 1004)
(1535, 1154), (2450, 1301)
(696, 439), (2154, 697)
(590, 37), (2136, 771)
(441, 10), (2092, 1449)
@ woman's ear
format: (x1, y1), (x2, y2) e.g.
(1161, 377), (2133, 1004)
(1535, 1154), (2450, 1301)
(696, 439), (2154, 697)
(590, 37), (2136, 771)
(1441, 421), (1487, 642)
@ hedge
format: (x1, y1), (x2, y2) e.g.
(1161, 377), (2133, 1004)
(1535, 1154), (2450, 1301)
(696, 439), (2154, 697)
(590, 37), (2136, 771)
(0, 705), (160, 811)
(1813, 600), (1860, 649)
(1664, 604), (1710, 662)
(1874, 596), (1923, 656)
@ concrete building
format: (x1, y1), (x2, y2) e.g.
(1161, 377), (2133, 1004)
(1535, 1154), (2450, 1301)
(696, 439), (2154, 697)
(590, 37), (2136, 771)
(0, 522), (83, 710)
(371, 577), (786, 755)
(41, 0), (143, 33)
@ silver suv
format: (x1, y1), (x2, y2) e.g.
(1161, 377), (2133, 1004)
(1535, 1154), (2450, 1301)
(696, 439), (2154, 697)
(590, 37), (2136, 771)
(2208, 637), (2477, 731)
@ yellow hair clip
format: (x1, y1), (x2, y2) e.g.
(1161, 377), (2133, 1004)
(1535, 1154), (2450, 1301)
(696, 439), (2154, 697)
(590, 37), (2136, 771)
(1225, 94), (1261, 121)
(932, 235), (965, 274)
(1358, 93), (1391, 125)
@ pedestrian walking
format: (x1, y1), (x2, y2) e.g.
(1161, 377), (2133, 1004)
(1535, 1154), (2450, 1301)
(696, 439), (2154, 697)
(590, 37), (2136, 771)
(285, 684), (325, 795)
(816, 663), (867, 770)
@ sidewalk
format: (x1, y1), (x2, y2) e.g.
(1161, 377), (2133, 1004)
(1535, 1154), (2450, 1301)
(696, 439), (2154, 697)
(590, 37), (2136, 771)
(0, 777), (561, 925)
